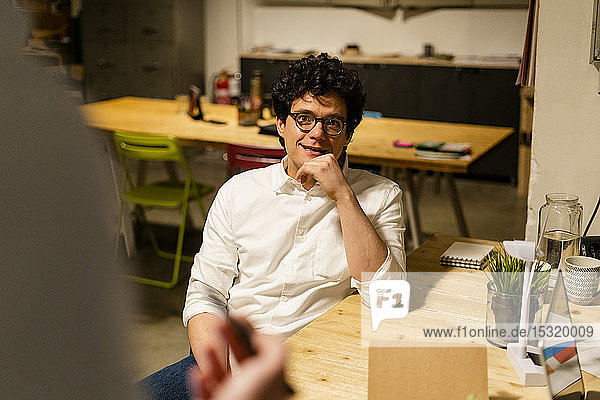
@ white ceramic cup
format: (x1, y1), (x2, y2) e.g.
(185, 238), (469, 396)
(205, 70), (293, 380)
(563, 256), (600, 305)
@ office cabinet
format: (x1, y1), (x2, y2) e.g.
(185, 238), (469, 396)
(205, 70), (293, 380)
(352, 63), (420, 118)
(241, 56), (519, 126)
(82, 0), (204, 103)
(84, 42), (131, 100)
(418, 66), (519, 127)
(130, 43), (175, 98)
(240, 58), (294, 95)
(81, 3), (125, 42)
(128, 2), (175, 43)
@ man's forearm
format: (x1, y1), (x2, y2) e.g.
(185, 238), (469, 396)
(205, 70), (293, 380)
(188, 313), (228, 373)
(336, 189), (388, 280)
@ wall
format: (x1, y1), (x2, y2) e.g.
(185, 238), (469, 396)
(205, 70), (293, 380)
(204, 1), (241, 92)
(204, 0), (528, 93)
(525, 0), (600, 239)
(252, 5), (527, 56)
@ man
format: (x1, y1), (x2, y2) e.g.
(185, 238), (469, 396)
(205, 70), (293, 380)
(142, 53), (405, 399)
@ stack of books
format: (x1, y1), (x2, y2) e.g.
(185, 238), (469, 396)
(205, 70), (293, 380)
(414, 141), (471, 160)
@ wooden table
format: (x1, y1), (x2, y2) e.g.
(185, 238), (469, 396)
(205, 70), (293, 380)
(80, 96), (512, 173)
(283, 234), (556, 400)
(80, 97), (514, 246)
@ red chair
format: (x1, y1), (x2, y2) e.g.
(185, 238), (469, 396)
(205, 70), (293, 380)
(226, 143), (286, 176)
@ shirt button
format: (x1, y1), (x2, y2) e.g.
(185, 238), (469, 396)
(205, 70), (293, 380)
(281, 296), (289, 302)
(305, 195), (312, 201)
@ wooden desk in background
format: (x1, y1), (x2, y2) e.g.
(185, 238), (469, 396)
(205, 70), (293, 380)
(80, 97), (514, 247)
(284, 235), (547, 400)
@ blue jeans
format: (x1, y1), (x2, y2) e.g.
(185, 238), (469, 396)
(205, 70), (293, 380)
(139, 354), (197, 400)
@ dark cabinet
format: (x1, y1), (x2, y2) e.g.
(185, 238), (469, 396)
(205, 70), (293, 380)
(240, 57), (292, 95)
(82, 0), (204, 103)
(354, 63), (421, 118)
(417, 66), (519, 127)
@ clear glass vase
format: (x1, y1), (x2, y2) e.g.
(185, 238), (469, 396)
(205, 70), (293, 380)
(538, 193), (583, 270)
(485, 282), (545, 348)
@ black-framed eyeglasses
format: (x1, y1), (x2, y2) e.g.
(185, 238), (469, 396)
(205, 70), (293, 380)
(289, 112), (346, 137)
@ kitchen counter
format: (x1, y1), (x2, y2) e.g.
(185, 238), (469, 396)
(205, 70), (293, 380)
(240, 52), (520, 70)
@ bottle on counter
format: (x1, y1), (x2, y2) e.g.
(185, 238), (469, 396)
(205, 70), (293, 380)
(249, 70), (263, 110)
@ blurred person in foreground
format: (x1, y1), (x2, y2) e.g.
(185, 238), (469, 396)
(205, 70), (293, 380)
(1, 4), (134, 399)
(142, 53), (406, 399)
(1, 5), (288, 400)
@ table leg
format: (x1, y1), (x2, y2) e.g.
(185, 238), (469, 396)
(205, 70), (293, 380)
(413, 170), (426, 204)
(381, 167), (421, 250)
(404, 169), (422, 250)
(445, 173), (469, 237)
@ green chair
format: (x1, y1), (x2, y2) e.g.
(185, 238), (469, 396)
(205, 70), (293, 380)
(113, 130), (214, 288)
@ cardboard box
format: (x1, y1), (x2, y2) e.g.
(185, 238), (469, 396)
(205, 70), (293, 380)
(368, 346), (488, 400)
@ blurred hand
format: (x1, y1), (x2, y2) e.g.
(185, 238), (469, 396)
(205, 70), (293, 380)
(188, 318), (291, 400)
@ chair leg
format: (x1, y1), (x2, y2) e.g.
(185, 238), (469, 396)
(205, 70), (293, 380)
(170, 199), (190, 287)
(126, 201), (193, 289)
(114, 200), (138, 258)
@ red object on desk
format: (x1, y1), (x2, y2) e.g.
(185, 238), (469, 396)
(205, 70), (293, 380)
(393, 140), (414, 148)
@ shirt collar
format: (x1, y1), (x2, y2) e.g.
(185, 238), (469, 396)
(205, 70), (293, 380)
(272, 155), (350, 195)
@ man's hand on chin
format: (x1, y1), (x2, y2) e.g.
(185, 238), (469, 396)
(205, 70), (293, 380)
(295, 154), (353, 202)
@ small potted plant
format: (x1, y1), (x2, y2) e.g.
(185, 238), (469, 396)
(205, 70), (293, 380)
(484, 244), (551, 348)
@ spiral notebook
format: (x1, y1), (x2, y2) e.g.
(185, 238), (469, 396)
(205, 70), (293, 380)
(440, 241), (494, 269)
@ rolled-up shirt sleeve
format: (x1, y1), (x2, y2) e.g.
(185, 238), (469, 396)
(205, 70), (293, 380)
(182, 182), (239, 326)
(351, 183), (406, 306)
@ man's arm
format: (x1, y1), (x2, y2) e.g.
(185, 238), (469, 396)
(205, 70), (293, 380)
(188, 313), (228, 373)
(335, 188), (388, 278)
(183, 181), (240, 372)
(295, 154), (393, 280)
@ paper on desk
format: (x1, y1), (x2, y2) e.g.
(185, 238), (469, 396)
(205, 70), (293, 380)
(578, 339), (600, 378)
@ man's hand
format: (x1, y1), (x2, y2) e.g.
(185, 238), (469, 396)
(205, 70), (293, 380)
(295, 153), (353, 201)
(297, 154), (389, 279)
(188, 317), (291, 400)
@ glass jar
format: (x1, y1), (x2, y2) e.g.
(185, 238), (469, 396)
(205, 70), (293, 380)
(486, 282), (545, 348)
(538, 193), (583, 270)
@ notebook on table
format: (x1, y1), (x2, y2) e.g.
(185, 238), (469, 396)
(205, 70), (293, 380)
(440, 241), (494, 269)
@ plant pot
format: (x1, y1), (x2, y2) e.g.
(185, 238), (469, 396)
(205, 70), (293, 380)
(485, 282), (545, 348)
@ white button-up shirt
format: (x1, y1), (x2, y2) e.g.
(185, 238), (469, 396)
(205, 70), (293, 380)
(183, 159), (406, 339)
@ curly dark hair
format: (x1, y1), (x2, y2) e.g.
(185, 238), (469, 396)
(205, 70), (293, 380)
(271, 53), (366, 142)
